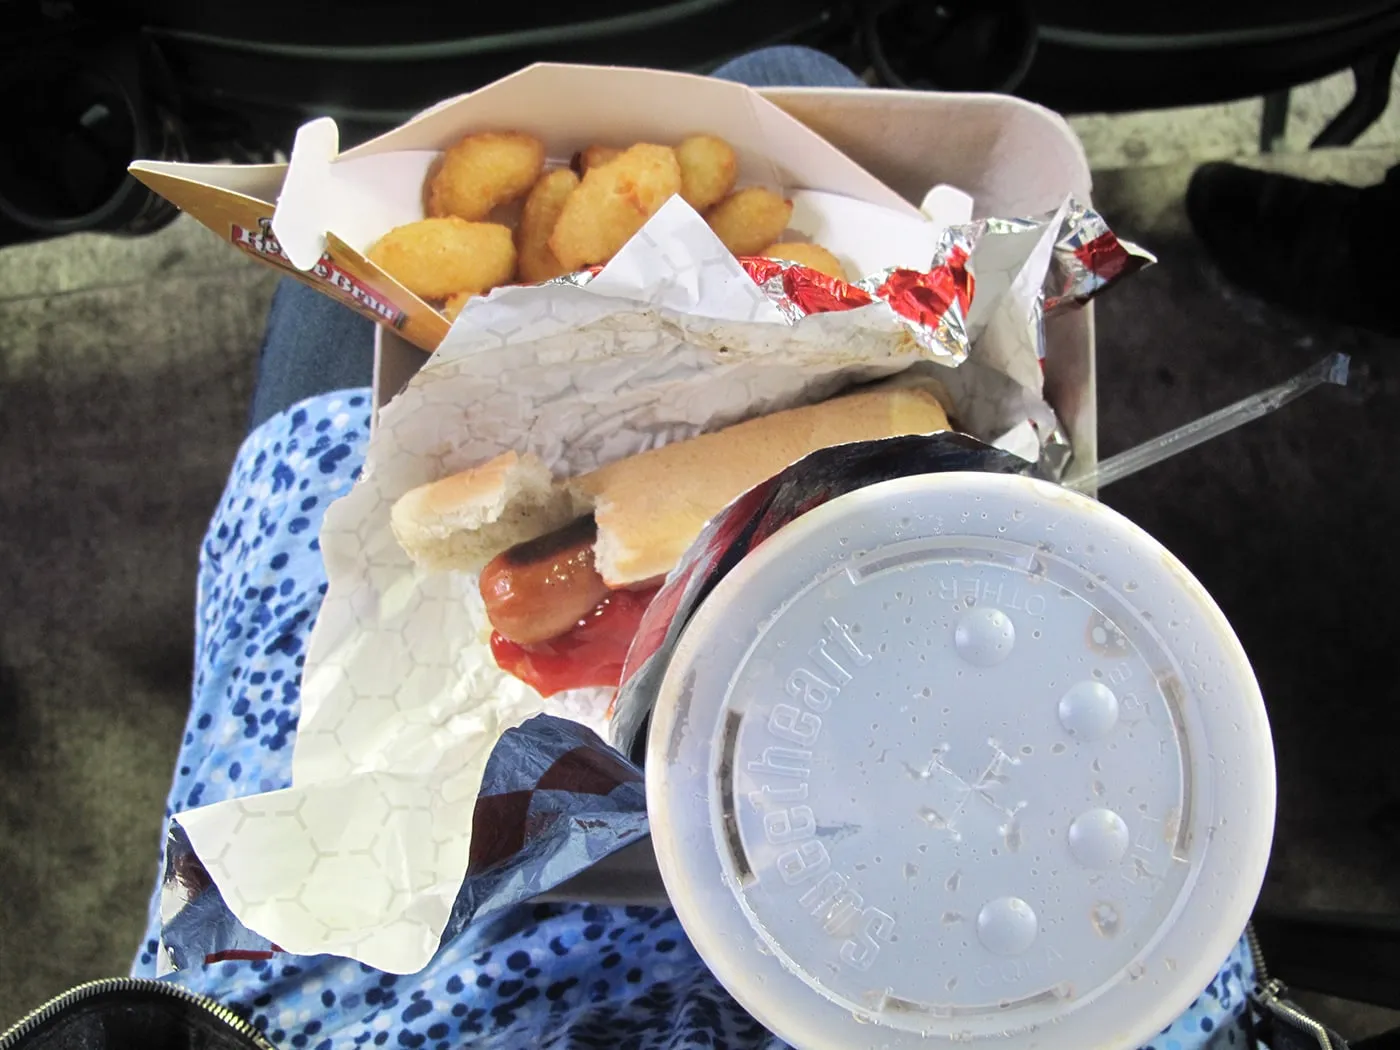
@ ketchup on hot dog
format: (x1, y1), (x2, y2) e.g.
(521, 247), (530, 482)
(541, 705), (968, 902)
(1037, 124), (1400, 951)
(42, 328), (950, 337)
(489, 587), (658, 696)
(480, 515), (658, 695)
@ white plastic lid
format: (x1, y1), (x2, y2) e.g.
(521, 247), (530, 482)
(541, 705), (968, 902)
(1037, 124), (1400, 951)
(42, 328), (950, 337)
(647, 472), (1274, 1050)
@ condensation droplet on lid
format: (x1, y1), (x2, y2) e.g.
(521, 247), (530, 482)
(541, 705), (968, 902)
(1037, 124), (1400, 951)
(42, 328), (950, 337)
(1051, 742), (1067, 754)
(904, 863), (919, 879)
(942, 911), (963, 926)
(1125, 580), (1139, 592)
(919, 806), (949, 829)
(946, 976), (959, 990)
(946, 870), (961, 891)
(1128, 962), (1146, 981)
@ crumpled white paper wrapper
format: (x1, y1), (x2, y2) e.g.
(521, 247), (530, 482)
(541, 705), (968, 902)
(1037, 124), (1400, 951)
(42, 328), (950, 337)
(174, 195), (1065, 974)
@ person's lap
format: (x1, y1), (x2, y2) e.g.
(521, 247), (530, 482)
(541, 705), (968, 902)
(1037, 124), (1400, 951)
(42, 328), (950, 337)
(139, 46), (1257, 1050)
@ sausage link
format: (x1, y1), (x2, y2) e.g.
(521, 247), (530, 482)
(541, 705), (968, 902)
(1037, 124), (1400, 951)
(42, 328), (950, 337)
(479, 516), (612, 646)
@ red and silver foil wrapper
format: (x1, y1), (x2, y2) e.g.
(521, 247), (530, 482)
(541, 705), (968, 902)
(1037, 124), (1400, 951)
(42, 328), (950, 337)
(1046, 199), (1155, 311)
(609, 432), (1036, 758)
(739, 241), (976, 363)
(553, 198), (1148, 380)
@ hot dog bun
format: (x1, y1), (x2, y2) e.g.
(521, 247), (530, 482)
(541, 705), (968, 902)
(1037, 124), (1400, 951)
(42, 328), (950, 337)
(391, 382), (951, 579)
(575, 386), (949, 585)
(390, 450), (579, 572)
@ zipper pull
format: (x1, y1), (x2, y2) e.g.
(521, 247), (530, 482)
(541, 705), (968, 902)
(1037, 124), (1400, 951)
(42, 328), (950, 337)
(1250, 978), (1346, 1050)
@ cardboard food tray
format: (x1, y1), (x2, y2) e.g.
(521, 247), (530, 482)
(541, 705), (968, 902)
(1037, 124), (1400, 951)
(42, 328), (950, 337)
(368, 77), (1097, 470)
(129, 64), (1094, 472)
(133, 65), (1097, 922)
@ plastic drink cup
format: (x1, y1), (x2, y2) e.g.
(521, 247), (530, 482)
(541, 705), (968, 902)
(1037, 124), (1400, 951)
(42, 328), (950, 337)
(646, 471), (1274, 1050)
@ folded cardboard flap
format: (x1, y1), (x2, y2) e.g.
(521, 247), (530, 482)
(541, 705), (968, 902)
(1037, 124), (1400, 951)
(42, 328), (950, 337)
(131, 159), (288, 202)
(129, 160), (450, 351)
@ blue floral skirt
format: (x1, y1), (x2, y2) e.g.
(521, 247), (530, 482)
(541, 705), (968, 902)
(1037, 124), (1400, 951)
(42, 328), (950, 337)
(132, 390), (1257, 1050)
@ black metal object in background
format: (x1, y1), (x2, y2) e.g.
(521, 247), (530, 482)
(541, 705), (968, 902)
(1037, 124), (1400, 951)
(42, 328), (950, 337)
(859, 0), (1400, 121)
(0, 0), (846, 245)
(132, 0), (843, 150)
(1251, 910), (1400, 1014)
(0, 19), (185, 239)
(3, 0), (1400, 245)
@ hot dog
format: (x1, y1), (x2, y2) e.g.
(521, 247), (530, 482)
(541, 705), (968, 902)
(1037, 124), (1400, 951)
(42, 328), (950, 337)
(478, 515), (613, 646)
(391, 382), (954, 694)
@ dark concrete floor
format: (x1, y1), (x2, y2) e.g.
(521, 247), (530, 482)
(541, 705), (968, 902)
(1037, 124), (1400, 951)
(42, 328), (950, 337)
(2, 154), (1398, 1040)
(1092, 158), (1400, 1038)
(0, 220), (278, 1024)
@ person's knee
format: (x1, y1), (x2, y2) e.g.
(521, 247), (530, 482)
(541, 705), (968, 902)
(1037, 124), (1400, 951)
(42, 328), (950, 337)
(710, 46), (864, 90)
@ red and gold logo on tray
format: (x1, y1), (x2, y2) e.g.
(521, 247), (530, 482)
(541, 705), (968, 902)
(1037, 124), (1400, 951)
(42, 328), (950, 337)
(232, 219), (407, 328)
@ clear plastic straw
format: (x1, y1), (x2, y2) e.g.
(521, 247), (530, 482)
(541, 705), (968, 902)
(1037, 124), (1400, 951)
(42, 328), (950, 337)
(1064, 352), (1351, 493)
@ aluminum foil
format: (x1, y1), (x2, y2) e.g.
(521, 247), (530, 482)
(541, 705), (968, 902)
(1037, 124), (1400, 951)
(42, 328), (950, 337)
(1045, 200), (1156, 312)
(548, 197), (1145, 383)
